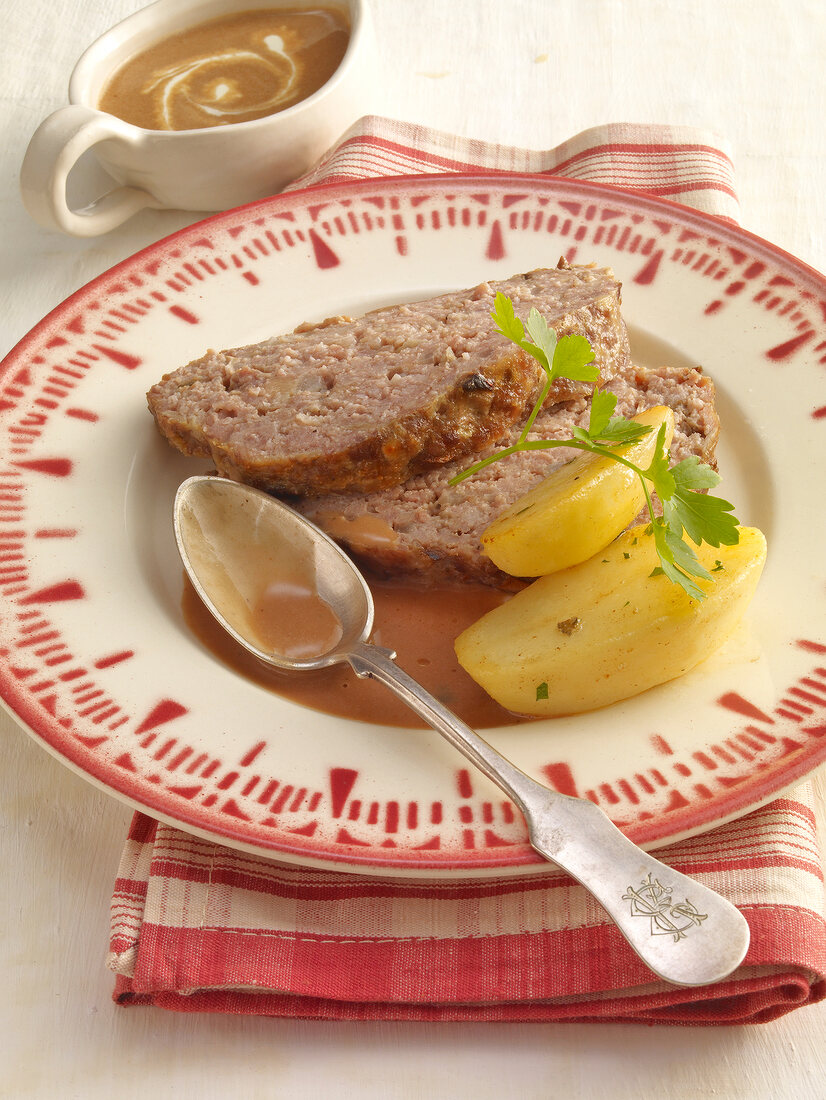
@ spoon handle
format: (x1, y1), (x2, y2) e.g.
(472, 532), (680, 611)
(347, 641), (750, 987)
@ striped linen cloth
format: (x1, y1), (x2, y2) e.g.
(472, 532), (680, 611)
(108, 118), (826, 1023)
(285, 116), (741, 220)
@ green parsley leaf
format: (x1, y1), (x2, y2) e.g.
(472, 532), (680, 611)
(576, 388), (652, 447)
(662, 487), (739, 548)
(593, 417), (652, 446)
(525, 308), (558, 374)
(671, 455), (721, 493)
(664, 525), (712, 582)
(651, 521), (710, 601)
(551, 333), (599, 383)
(536, 681), (549, 701)
(491, 292), (526, 345)
(642, 422), (675, 501)
(587, 387), (617, 438)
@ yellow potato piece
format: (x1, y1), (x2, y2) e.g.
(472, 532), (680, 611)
(455, 525), (767, 717)
(481, 405), (675, 577)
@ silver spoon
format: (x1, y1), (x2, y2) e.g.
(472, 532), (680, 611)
(174, 473), (750, 987)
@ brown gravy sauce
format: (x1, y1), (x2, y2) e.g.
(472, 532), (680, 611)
(99, 6), (350, 131)
(182, 574), (531, 729)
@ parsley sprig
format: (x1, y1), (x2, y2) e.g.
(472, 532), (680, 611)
(449, 292), (740, 600)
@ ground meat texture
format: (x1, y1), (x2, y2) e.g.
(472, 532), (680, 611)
(147, 261), (630, 495)
(296, 365), (720, 589)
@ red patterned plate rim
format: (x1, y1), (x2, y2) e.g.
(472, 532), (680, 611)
(1, 172), (825, 877)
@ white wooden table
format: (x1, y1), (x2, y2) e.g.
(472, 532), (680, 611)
(3, 1), (826, 1096)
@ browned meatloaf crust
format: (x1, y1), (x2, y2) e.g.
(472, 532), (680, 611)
(147, 261), (630, 496)
(296, 365), (720, 589)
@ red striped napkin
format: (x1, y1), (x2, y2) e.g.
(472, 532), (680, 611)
(286, 116), (741, 221)
(108, 118), (826, 1023)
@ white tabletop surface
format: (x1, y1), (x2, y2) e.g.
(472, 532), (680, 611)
(3, 1), (826, 1097)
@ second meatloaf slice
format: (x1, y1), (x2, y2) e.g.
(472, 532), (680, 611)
(297, 365), (721, 589)
(147, 260), (630, 496)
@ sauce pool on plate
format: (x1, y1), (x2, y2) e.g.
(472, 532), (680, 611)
(98, 6), (350, 131)
(182, 574), (531, 729)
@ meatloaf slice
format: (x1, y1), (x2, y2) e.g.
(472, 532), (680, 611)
(147, 260), (630, 496)
(296, 365), (720, 589)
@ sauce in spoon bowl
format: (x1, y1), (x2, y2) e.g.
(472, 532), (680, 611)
(174, 474), (371, 670)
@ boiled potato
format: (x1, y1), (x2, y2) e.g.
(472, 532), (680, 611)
(455, 524), (766, 716)
(481, 405), (675, 577)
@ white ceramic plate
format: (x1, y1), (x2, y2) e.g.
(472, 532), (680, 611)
(2, 174), (825, 876)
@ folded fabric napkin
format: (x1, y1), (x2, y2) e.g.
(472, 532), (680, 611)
(108, 118), (826, 1024)
(285, 116), (741, 222)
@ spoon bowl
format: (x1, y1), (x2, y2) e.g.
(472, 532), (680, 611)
(173, 473), (750, 987)
(175, 474), (374, 671)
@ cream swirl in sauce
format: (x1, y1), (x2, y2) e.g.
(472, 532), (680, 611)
(144, 38), (299, 129)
